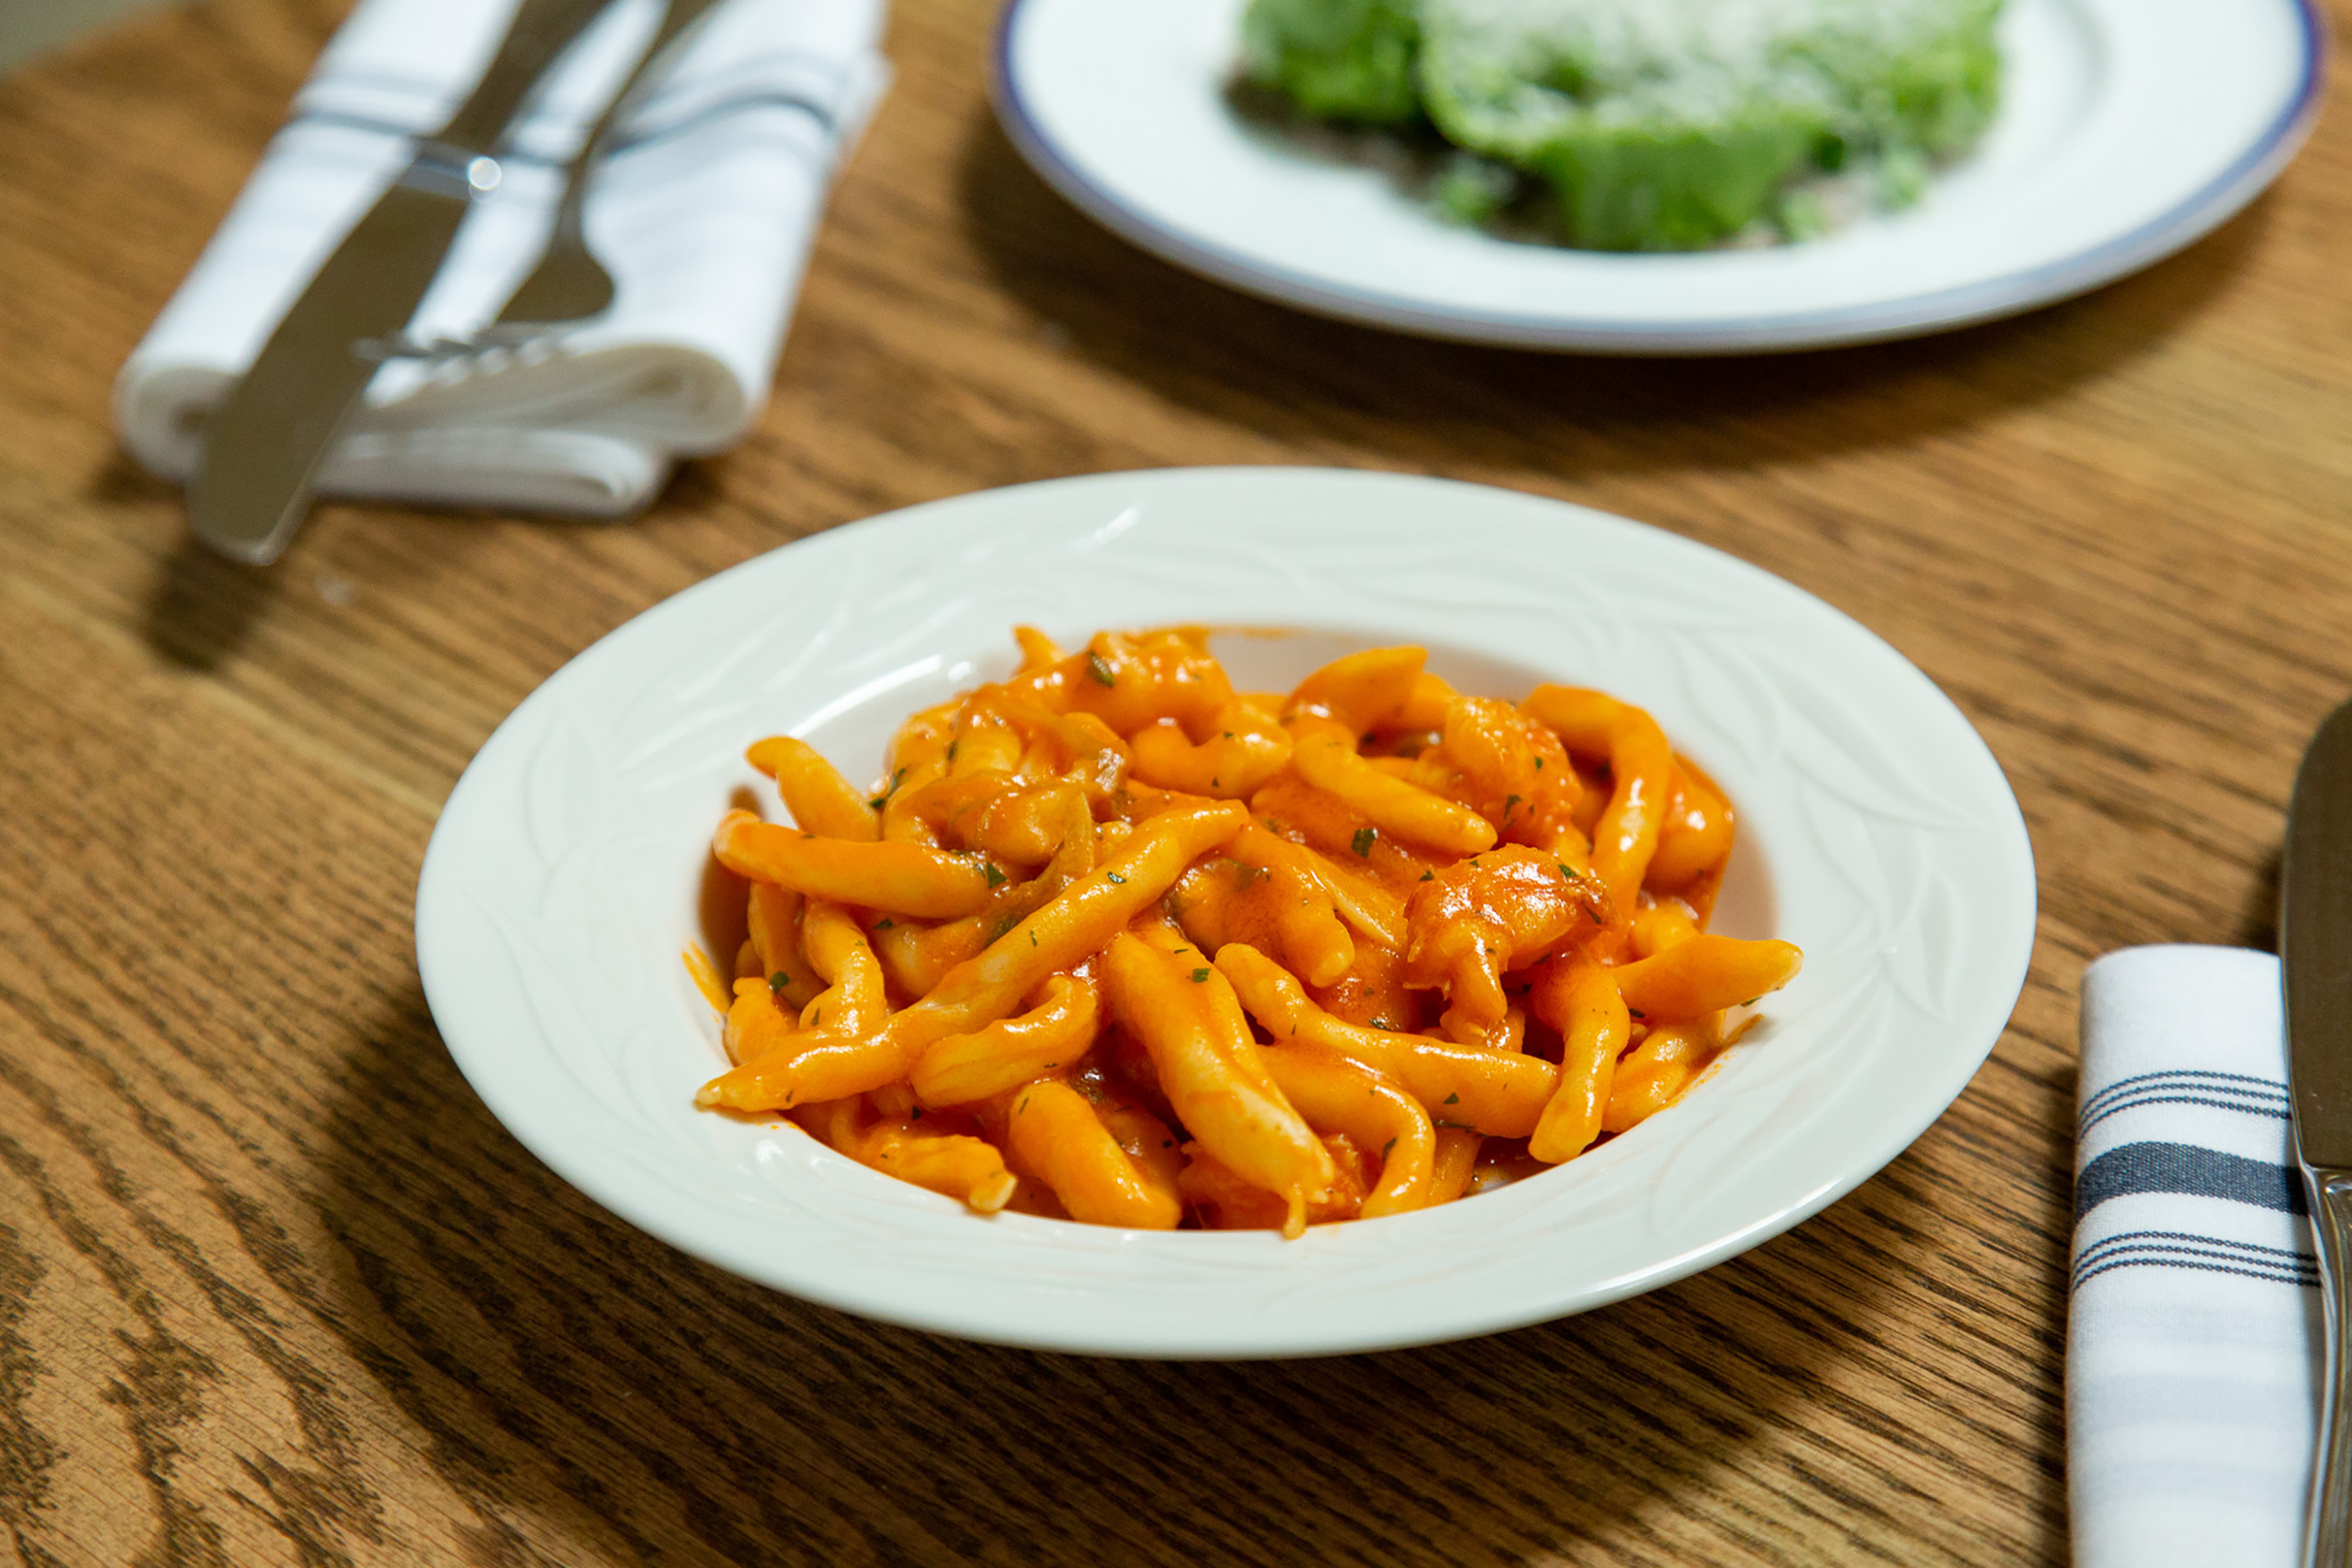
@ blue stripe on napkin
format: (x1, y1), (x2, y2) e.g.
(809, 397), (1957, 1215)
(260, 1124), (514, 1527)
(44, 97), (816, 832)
(2071, 1229), (2321, 1292)
(2075, 1142), (2308, 1221)
(2079, 1069), (2292, 1135)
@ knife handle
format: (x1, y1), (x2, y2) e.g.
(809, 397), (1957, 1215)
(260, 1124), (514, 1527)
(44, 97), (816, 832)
(2308, 1167), (2352, 1566)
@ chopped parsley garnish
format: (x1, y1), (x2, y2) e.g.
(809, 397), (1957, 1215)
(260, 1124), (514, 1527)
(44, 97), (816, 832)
(1504, 793), (1521, 816)
(1087, 652), (1116, 687)
(1105, 871), (1127, 884)
(1191, 967), (1211, 983)
(768, 972), (791, 993)
(1420, 869), (1434, 881)
(1443, 1092), (1459, 1105)
(1351, 826), (1376, 858)
(873, 918), (894, 930)
(984, 862), (1007, 887)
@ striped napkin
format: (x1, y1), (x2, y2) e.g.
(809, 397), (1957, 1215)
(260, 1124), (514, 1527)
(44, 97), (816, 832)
(2071, 945), (2321, 1568)
(114, 0), (887, 517)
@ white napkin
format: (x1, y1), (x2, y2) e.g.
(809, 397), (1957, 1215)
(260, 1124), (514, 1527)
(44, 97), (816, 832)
(2071, 944), (2321, 1568)
(113, 0), (887, 517)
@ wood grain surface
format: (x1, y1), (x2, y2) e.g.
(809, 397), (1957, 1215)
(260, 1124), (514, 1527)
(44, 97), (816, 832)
(2, 0), (2347, 1562)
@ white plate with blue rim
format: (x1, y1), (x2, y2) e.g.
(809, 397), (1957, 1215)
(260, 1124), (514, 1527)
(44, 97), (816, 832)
(989, 0), (2324, 353)
(415, 468), (2038, 1357)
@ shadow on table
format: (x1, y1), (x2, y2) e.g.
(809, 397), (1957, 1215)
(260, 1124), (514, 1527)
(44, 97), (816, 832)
(74, 454), (278, 674)
(306, 980), (2068, 1567)
(121, 472), (581, 680)
(950, 110), (2270, 484)
(140, 531), (275, 671)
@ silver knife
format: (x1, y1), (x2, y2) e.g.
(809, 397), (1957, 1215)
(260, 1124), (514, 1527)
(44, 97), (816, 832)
(187, 0), (617, 565)
(2284, 697), (2352, 1566)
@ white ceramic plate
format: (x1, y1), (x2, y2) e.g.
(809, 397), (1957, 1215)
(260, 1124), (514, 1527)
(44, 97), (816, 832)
(991, 0), (2324, 352)
(416, 468), (2037, 1356)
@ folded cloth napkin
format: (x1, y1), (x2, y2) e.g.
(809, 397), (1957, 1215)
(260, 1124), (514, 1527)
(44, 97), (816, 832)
(2072, 945), (2321, 1568)
(114, 0), (887, 517)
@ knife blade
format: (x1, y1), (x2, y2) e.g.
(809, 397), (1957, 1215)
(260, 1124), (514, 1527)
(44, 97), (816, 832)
(2282, 696), (2352, 1566)
(187, 0), (616, 565)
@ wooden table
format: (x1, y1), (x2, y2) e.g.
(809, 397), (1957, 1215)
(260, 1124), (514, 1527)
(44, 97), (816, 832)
(2, 2), (2346, 1562)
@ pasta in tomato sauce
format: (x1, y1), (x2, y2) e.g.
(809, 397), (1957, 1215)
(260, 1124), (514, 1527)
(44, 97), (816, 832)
(686, 627), (1801, 1237)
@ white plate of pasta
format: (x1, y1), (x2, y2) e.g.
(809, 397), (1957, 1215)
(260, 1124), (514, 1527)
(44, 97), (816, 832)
(416, 467), (2036, 1357)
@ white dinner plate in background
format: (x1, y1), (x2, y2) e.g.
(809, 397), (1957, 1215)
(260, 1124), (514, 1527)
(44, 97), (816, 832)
(991, 0), (2323, 352)
(416, 468), (2038, 1356)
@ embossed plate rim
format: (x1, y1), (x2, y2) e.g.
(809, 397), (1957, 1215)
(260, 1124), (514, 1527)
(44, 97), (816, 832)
(416, 467), (2038, 1357)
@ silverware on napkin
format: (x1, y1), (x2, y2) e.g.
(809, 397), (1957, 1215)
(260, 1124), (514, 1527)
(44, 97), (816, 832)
(186, 0), (616, 565)
(2282, 698), (2352, 1566)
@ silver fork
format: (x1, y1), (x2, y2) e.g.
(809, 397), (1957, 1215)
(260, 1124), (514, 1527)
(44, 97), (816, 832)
(390, 0), (721, 358)
(483, 0), (727, 337)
